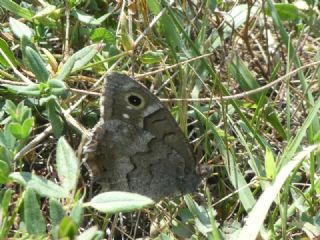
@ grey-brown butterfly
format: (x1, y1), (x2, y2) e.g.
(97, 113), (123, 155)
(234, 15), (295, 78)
(84, 73), (199, 201)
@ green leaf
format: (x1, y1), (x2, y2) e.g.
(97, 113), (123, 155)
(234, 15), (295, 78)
(16, 101), (32, 123)
(1, 189), (13, 218)
(47, 79), (66, 89)
(90, 28), (116, 44)
(54, 57), (77, 82)
(184, 195), (214, 238)
(206, 0), (217, 11)
(9, 17), (34, 39)
(48, 79), (67, 96)
(56, 137), (79, 192)
(49, 198), (65, 226)
(32, 4), (56, 19)
(39, 95), (56, 105)
(0, 0), (33, 20)
(77, 226), (103, 240)
(0, 124), (16, 153)
(146, 0), (161, 13)
(8, 117), (33, 139)
(87, 191), (154, 214)
(192, 105), (256, 212)
(3, 84), (41, 96)
(229, 56), (260, 102)
(147, 0), (182, 49)
(0, 145), (13, 168)
(71, 44), (104, 72)
(10, 172), (69, 198)
(266, 0), (317, 120)
(47, 99), (64, 137)
(21, 117), (34, 139)
(301, 221), (320, 237)
(72, 9), (111, 25)
(24, 188), (46, 236)
(21, 35), (38, 70)
(8, 122), (23, 139)
(265, 147), (276, 179)
(266, 3), (301, 22)
(0, 160), (10, 183)
(70, 201), (83, 226)
(278, 97), (320, 170)
(0, 37), (18, 67)
(0, 189), (13, 239)
(58, 216), (77, 239)
(229, 56), (287, 138)
(238, 145), (319, 240)
(54, 44), (103, 79)
(3, 100), (17, 119)
(138, 51), (164, 64)
(25, 46), (49, 83)
(119, 12), (135, 52)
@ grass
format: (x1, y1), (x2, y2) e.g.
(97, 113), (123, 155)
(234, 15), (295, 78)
(0, 0), (320, 239)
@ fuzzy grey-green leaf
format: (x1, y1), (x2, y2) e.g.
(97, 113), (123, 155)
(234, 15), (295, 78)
(1, 1), (33, 20)
(25, 46), (49, 83)
(56, 137), (80, 192)
(49, 198), (65, 226)
(9, 17), (33, 39)
(87, 192), (154, 214)
(10, 172), (68, 198)
(24, 188), (46, 235)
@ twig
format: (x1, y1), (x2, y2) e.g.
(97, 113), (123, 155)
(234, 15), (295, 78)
(4, 59), (320, 107)
(160, 60), (320, 102)
(64, 2), (70, 56)
(0, 48), (33, 84)
(0, 79), (101, 96)
(134, 52), (214, 79)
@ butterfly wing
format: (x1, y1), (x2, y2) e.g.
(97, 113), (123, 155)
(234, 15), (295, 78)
(85, 73), (199, 201)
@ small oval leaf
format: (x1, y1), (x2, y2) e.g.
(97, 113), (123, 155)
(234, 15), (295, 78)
(49, 198), (65, 227)
(56, 137), (80, 192)
(10, 172), (68, 198)
(0, 37), (18, 67)
(9, 17), (34, 39)
(77, 226), (103, 240)
(71, 44), (104, 72)
(47, 99), (64, 137)
(87, 191), (154, 214)
(3, 84), (41, 96)
(59, 216), (78, 239)
(70, 201), (83, 226)
(90, 28), (116, 44)
(0, 160), (10, 183)
(139, 51), (164, 64)
(1, 189), (13, 217)
(25, 46), (49, 83)
(0, 0), (33, 20)
(48, 79), (67, 96)
(24, 188), (46, 235)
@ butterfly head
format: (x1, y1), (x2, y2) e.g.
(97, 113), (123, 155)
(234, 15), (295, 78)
(103, 73), (161, 128)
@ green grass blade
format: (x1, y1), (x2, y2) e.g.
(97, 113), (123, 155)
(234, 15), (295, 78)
(193, 106), (256, 212)
(278, 97), (320, 170)
(238, 145), (319, 240)
(0, 0), (33, 20)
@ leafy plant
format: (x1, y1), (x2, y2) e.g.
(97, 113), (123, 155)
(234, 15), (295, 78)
(0, 0), (320, 239)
